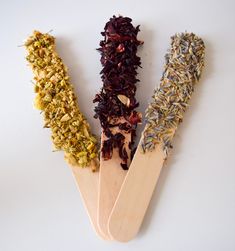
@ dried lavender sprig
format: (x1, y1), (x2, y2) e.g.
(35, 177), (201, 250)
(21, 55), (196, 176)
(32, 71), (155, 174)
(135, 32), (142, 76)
(142, 32), (205, 157)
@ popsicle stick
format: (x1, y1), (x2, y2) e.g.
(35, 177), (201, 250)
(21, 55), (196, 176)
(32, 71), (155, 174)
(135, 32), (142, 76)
(24, 31), (105, 239)
(98, 130), (131, 238)
(70, 160), (109, 240)
(108, 32), (205, 242)
(95, 16), (142, 238)
(108, 139), (164, 242)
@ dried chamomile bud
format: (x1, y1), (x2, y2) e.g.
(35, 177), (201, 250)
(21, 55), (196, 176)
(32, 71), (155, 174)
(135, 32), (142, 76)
(25, 30), (98, 170)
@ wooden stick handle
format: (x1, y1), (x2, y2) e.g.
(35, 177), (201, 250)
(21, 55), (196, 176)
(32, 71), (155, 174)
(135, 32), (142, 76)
(70, 162), (109, 240)
(108, 144), (165, 242)
(98, 131), (131, 238)
(98, 154), (127, 239)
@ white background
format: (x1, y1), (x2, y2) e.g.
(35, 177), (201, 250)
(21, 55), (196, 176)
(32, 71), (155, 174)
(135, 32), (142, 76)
(0, 0), (235, 250)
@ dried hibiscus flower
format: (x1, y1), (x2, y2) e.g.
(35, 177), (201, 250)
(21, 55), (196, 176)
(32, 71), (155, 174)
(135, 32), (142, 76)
(93, 15), (143, 170)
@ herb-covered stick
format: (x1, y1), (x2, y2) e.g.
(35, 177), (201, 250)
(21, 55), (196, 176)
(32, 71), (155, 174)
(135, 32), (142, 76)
(94, 15), (142, 170)
(24, 31), (104, 238)
(108, 32), (205, 242)
(93, 16), (142, 237)
(25, 31), (98, 170)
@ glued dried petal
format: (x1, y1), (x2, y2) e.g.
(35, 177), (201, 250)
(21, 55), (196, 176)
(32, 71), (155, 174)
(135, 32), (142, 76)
(142, 32), (205, 156)
(93, 16), (142, 170)
(25, 31), (98, 170)
(117, 95), (130, 107)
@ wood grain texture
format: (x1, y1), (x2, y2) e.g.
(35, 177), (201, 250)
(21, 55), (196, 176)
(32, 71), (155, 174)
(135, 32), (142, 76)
(70, 162), (109, 240)
(98, 131), (131, 239)
(108, 143), (165, 242)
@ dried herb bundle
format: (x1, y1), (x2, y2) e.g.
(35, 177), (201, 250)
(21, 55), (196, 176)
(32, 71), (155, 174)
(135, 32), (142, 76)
(142, 32), (205, 157)
(93, 16), (142, 170)
(25, 31), (98, 170)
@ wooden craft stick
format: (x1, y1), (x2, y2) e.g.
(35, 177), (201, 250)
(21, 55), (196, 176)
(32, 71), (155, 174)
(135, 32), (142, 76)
(108, 141), (164, 242)
(98, 129), (131, 238)
(108, 32), (205, 242)
(24, 31), (106, 239)
(70, 161), (108, 239)
(93, 16), (142, 238)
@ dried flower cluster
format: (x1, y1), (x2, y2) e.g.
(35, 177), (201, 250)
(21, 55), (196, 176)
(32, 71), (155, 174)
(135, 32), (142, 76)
(142, 32), (205, 157)
(25, 31), (98, 170)
(93, 16), (143, 170)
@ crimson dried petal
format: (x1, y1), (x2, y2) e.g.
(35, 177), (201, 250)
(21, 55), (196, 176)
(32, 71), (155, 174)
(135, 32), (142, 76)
(128, 111), (142, 125)
(93, 15), (143, 170)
